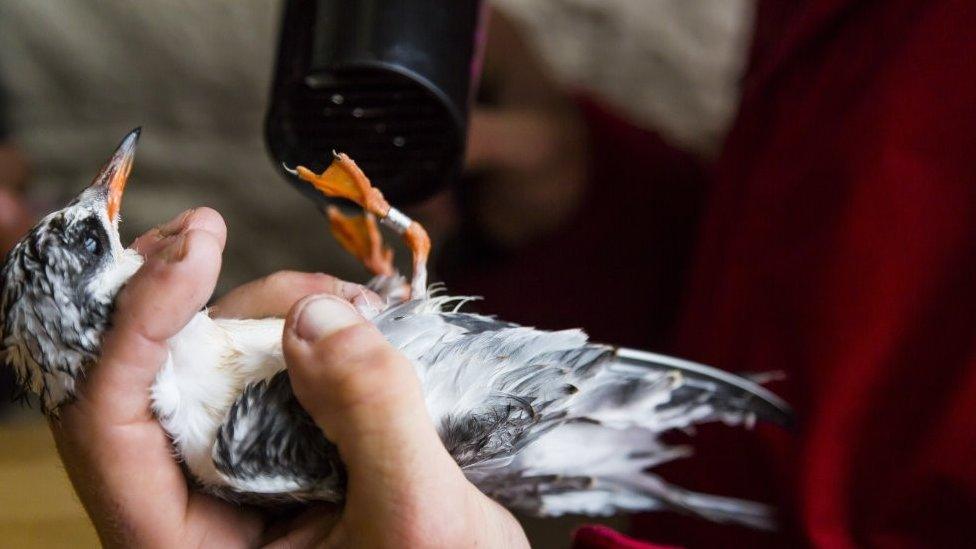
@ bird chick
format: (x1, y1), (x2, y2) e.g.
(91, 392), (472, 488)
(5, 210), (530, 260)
(1, 130), (792, 527)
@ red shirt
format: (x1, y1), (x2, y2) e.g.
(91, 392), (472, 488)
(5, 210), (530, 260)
(450, 0), (976, 546)
(638, 0), (976, 547)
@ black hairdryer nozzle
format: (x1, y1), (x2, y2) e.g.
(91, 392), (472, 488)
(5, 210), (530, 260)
(266, 0), (486, 206)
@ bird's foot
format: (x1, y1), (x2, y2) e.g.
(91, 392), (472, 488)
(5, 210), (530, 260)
(294, 152), (390, 216)
(325, 206), (395, 277)
(294, 152), (431, 300)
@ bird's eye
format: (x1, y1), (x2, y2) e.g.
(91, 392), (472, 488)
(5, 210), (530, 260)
(84, 236), (101, 255)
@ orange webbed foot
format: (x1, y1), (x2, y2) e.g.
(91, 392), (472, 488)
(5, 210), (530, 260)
(295, 153), (389, 216)
(294, 151), (431, 300)
(325, 206), (394, 277)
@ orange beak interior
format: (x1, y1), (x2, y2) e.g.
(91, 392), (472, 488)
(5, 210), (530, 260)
(95, 128), (140, 222)
(105, 157), (132, 222)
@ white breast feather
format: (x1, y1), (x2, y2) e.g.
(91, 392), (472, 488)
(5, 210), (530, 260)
(151, 314), (285, 487)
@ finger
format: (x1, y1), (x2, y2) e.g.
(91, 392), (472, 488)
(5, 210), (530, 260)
(130, 207), (227, 258)
(181, 493), (266, 547)
(282, 295), (458, 482)
(81, 224), (224, 425)
(262, 505), (339, 549)
(210, 271), (383, 320)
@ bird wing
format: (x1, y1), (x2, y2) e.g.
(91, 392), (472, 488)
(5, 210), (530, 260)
(210, 371), (344, 502)
(371, 298), (788, 526)
(374, 299), (792, 453)
(613, 347), (794, 428)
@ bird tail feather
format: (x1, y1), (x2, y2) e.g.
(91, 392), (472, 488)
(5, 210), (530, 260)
(538, 478), (776, 529)
(487, 345), (791, 527)
(507, 421), (776, 528)
(610, 347), (794, 428)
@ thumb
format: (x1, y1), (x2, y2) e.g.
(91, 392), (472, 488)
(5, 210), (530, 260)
(282, 295), (457, 482)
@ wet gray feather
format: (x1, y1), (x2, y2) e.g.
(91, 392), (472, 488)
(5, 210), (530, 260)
(213, 371), (343, 502)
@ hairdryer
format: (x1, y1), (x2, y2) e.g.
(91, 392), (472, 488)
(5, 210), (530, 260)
(265, 0), (487, 207)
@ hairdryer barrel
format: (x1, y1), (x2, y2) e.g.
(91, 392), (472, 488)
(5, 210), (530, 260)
(266, 0), (486, 206)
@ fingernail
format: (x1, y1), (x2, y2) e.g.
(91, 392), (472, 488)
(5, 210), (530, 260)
(336, 279), (384, 309)
(352, 290), (385, 317)
(157, 208), (194, 237)
(160, 234), (187, 263)
(296, 296), (361, 341)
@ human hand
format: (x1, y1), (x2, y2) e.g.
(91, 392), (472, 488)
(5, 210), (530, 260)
(49, 208), (382, 547)
(274, 294), (529, 548)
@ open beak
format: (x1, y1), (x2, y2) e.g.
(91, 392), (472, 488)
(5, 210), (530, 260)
(92, 127), (140, 222)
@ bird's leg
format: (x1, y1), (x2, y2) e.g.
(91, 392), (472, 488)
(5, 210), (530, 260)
(403, 221), (429, 299)
(293, 153), (430, 299)
(325, 206), (395, 277)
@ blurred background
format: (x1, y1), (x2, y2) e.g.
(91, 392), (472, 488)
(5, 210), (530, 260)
(3, 0), (973, 548)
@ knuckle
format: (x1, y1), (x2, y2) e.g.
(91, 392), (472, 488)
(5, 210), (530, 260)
(290, 318), (418, 413)
(182, 227), (208, 245)
(182, 229), (222, 262)
(263, 270), (303, 291)
(331, 364), (381, 402)
(304, 272), (341, 294)
(307, 324), (407, 374)
(264, 270), (340, 294)
(329, 350), (412, 409)
(312, 322), (383, 364)
(140, 252), (181, 284)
